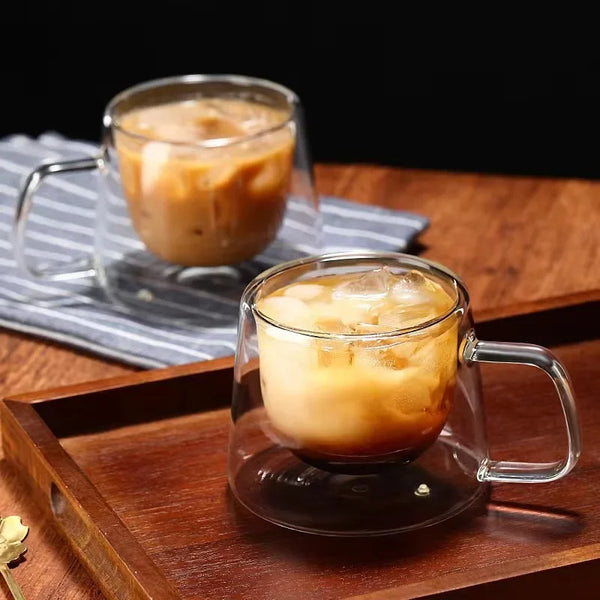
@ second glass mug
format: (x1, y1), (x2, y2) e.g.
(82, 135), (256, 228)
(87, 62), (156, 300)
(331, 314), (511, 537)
(228, 252), (582, 536)
(13, 75), (319, 320)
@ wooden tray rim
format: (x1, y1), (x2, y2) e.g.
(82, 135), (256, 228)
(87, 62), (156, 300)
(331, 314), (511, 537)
(3, 344), (600, 599)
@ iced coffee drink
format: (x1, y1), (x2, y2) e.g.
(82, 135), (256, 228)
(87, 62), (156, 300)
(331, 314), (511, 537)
(114, 98), (294, 266)
(256, 267), (458, 470)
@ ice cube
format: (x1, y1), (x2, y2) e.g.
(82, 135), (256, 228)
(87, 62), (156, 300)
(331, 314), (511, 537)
(316, 339), (353, 367)
(378, 305), (436, 330)
(387, 367), (440, 414)
(141, 141), (171, 196)
(333, 268), (392, 300)
(257, 296), (314, 330)
(283, 283), (326, 301)
(390, 270), (438, 305)
(197, 163), (237, 190)
(314, 317), (350, 334)
(410, 322), (458, 380)
(312, 300), (373, 327)
(353, 342), (411, 370)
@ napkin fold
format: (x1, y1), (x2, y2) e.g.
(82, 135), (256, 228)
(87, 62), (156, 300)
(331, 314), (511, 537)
(0, 134), (429, 368)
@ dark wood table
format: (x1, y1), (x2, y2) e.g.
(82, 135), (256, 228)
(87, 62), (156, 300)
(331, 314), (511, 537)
(0, 165), (598, 599)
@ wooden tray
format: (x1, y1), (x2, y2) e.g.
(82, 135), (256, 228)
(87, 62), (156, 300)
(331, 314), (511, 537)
(2, 303), (599, 600)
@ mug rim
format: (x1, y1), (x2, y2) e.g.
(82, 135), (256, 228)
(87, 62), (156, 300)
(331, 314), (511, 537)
(103, 74), (298, 150)
(248, 251), (469, 341)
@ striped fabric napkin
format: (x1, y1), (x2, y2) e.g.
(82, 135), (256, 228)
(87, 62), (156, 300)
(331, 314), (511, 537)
(0, 134), (429, 368)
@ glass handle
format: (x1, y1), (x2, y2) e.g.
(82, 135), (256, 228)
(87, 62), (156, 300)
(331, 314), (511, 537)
(462, 330), (582, 483)
(13, 157), (102, 281)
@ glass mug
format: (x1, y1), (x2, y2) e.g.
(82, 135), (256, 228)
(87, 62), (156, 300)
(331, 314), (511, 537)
(14, 75), (319, 320)
(228, 252), (581, 536)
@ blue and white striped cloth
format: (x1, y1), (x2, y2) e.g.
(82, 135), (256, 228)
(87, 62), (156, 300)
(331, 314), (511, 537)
(0, 134), (429, 368)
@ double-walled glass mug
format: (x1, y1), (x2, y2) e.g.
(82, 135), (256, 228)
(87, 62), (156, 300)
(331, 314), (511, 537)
(14, 75), (319, 320)
(228, 252), (581, 536)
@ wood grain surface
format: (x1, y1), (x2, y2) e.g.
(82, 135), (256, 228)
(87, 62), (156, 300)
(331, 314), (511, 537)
(2, 337), (600, 599)
(315, 164), (600, 321)
(0, 164), (598, 598)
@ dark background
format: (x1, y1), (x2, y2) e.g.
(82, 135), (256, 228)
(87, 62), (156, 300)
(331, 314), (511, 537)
(4, 3), (600, 178)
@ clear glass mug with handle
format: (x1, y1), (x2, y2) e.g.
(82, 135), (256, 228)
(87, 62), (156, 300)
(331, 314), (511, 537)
(228, 252), (582, 536)
(13, 75), (320, 321)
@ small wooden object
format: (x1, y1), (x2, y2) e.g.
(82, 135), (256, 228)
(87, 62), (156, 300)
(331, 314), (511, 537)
(1, 305), (599, 599)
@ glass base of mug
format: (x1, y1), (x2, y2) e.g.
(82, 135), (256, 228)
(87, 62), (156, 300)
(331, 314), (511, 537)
(97, 258), (261, 324)
(230, 436), (486, 537)
(96, 241), (310, 323)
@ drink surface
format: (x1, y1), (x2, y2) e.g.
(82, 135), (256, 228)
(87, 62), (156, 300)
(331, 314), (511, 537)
(119, 98), (290, 144)
(256, 267), (458, 470)
(114, 98), (295, 266)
